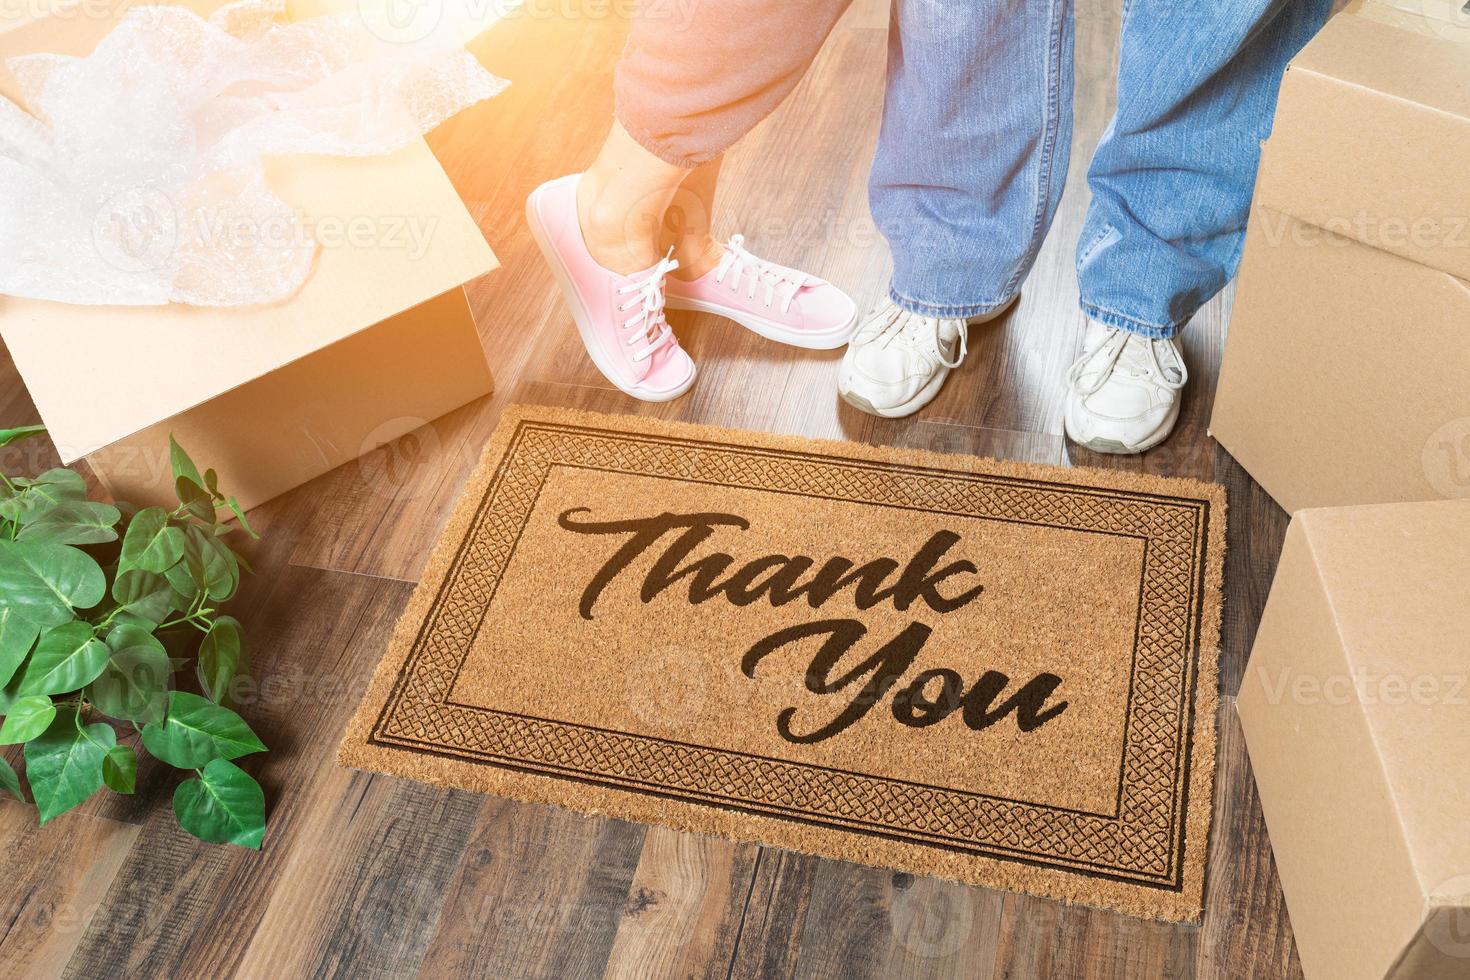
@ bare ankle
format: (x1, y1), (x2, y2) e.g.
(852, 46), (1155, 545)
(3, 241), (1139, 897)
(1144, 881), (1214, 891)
(670, 236), (725, 280)
(576, 176), (661, 275)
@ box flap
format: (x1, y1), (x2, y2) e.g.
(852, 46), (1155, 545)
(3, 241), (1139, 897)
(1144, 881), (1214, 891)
(1298, 500), (1470, 902)
(0, 0), (498, 463)
(1257, 12), (1470, 280)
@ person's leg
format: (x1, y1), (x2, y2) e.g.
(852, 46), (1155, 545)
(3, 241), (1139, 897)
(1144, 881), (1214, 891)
(528, 0), (861, 402)
(1076, 0), (1334, 336)
(869, 0), (1076, 318)
(840, 0), (1075, 418)
(577, 120), (695, 276)
(578, 0), (853, 276)
(659, 156), (725, 280)
(1063, 0), (1331, 454)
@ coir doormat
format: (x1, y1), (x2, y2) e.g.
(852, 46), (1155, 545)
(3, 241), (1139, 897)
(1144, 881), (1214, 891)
(340, 406), (1225, 922)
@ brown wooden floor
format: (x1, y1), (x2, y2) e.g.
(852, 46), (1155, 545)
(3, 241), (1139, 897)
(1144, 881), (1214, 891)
(0, 2), (1304, 977)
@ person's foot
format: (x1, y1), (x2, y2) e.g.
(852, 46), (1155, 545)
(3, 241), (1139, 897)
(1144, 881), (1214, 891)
(1063, 320), (1188, 454)
(664, 235), (858, 350)
(526, 174), (696, 402)
(837, 296), (1016, 418)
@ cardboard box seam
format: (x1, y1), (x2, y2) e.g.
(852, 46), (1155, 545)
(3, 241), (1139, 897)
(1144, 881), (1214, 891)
(1290, 61), (1470, 125)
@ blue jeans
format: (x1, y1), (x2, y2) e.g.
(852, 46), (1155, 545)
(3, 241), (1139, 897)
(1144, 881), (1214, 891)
(869, 0), (1333, 337)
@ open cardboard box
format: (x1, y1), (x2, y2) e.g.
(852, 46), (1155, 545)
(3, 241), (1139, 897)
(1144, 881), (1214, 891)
(1210, 4), (1470, 513)
(0, 0), (500, 511)
(1237, 500), (1470, 980)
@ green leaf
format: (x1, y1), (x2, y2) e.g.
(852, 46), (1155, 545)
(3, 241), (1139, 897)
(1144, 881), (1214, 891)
(110, 569), (177, 629)
(0, 540), (107, 627)
(0, 674), (21, 714)
(0, 424), (46, 449)
(0, 754), (23, 801)
(169, 438), (206, 491)
(0, 694), (56, 744)
(119, 507), (186, 574)
(140, 691), (265, 769)
(102, 744), (136, 794)
(198, 616), (243, 703)
(17, 622), (109, 697)
(175, 477), (215, 524)
(23, 707), (114, 823)
(0, 467), (71, 522)
(88, 625), (169, 725)
(224, 497), (258, 540)
(194, 530), (239, 602)
(0, 608), (39, 689)
(11, 469), (88, 519)
(11, 468), (85, 495)
(173, 758), (264, 849)
(163, 533), (206, 605)
(16, 500), (121, 546)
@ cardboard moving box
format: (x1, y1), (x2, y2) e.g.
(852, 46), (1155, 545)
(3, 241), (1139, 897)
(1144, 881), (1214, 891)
(1210, 9), (1470, 513)
(1237, 500), (1470, 980)
(0, 0), (499, 511)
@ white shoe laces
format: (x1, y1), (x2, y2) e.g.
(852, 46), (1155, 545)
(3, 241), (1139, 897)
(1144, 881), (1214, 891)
(864, 306), (969, 370)
(615, 252), (680, 363)
(712, 234), (811, 314)
(1065, 326), (1188, 397)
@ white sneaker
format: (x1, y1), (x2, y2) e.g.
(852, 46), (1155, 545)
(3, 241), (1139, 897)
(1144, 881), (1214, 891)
(837, 297), (1016, 418)
(1063, 320), (1188, 454)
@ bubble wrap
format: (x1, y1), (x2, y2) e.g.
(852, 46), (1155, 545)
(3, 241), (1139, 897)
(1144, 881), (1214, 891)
(0, 0), (509, 307)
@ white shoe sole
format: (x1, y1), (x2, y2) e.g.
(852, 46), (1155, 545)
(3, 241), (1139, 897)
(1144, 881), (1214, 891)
(838, 358), (951, 419)
(836, 295), (1019, 419)
(665, 295), (858, 350)
(525, 183), (696, 403)
(1063, 399), (1181, 455)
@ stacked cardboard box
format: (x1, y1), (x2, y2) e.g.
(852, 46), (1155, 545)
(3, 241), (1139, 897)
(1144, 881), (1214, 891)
(1227, 7), (1470, 978)
(1211, 3), (1470, 513)
(1238, 500), (1470, 980)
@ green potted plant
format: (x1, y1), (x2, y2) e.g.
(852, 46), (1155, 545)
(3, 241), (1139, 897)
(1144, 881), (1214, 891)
(0, 425), (268, 847)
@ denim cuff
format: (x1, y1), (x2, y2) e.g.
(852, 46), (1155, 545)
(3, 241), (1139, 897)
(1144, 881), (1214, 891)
(889, 286), (1016, 321)
(1079, 301), (1187, 340)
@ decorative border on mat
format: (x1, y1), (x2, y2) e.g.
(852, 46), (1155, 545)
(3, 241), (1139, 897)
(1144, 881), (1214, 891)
(368, 420), (1212, 891)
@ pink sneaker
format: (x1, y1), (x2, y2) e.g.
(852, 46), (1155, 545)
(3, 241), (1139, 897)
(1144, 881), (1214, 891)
(664, 235), (858, 350)
(526, 174), (696, 402)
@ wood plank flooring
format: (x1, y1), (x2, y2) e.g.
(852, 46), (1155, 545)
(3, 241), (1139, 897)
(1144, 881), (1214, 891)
(0, 1), (1304, 976)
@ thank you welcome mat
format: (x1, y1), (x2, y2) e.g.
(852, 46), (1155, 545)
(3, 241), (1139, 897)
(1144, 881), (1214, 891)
(340, 407), (1225, 921)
